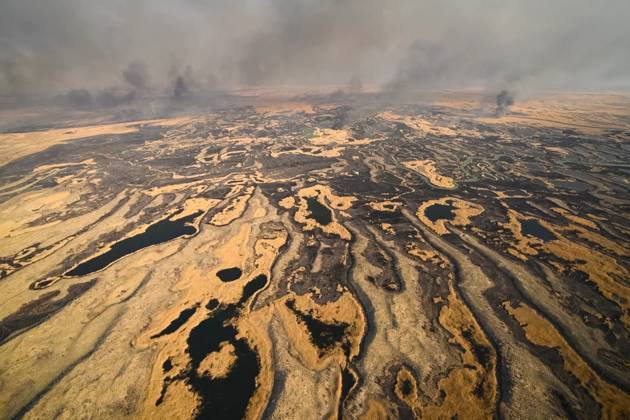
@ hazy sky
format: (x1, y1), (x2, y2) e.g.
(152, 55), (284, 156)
(1, 0), (629, 95)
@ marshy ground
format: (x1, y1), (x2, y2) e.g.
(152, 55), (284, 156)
(0, 90), (629, 419)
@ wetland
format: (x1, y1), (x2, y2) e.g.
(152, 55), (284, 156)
(1, 91), (629, 420)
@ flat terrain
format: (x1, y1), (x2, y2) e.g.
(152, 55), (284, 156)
(0, 91), (629, 419)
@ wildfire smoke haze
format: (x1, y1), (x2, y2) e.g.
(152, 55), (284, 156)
(1, 0), (630, 99)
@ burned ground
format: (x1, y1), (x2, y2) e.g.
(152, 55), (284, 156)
(0, 91), (629, 419)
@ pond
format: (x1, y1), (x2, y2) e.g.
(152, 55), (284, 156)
(306, 197), (332, 225)
(520, 219), (557, 242)
(424, 203), (455, 222)
(66, 210), (202, 277)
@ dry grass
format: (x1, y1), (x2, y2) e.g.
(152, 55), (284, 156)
(403, 160), (455, 189)
(0, 117), (192, 167)
(416, 197), (484, 235)
(276, 290), (365, 371)
(210, 187), (255, 226)
(292, 185), (356, 240)
(504, 301), (630, 419)
(367, 200), (402, 212)
(501, 207), (630, 325)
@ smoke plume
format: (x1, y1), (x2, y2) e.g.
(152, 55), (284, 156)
(496, 90), (514, 116)
(1, 0), (629, 97)
(122, 61), (149, 91)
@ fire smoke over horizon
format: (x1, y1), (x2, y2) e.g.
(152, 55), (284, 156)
(1, 0), (629, 97)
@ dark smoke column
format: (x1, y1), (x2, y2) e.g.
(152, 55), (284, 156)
(172, 76), (189, 99)
(496, 90), (514, 116)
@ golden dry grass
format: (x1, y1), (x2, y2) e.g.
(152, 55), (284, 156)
(292, 185), (356, 240)
(403, 160), (455, 189)
(504, 301), (630, 419)
(500, 207), (630, 325)
(0, 117), (192, 167)
(416, 197), (484, 235)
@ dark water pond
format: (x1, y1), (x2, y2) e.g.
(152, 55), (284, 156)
(424, 203), (455, 222)
(240, 274), (268, 303)
(338, 367), (357, 419)
(520, 219), (557, 242)
(182, 275), (268, 420)
(206, 299), (219, 310)
(66, 210), (202, 277)
(216, 267), (243, 282)
(401, 378), (413, 396)
(151, 306), (197, 339)
(306, 197), (332, 225)
(286, 299), (350, 355)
